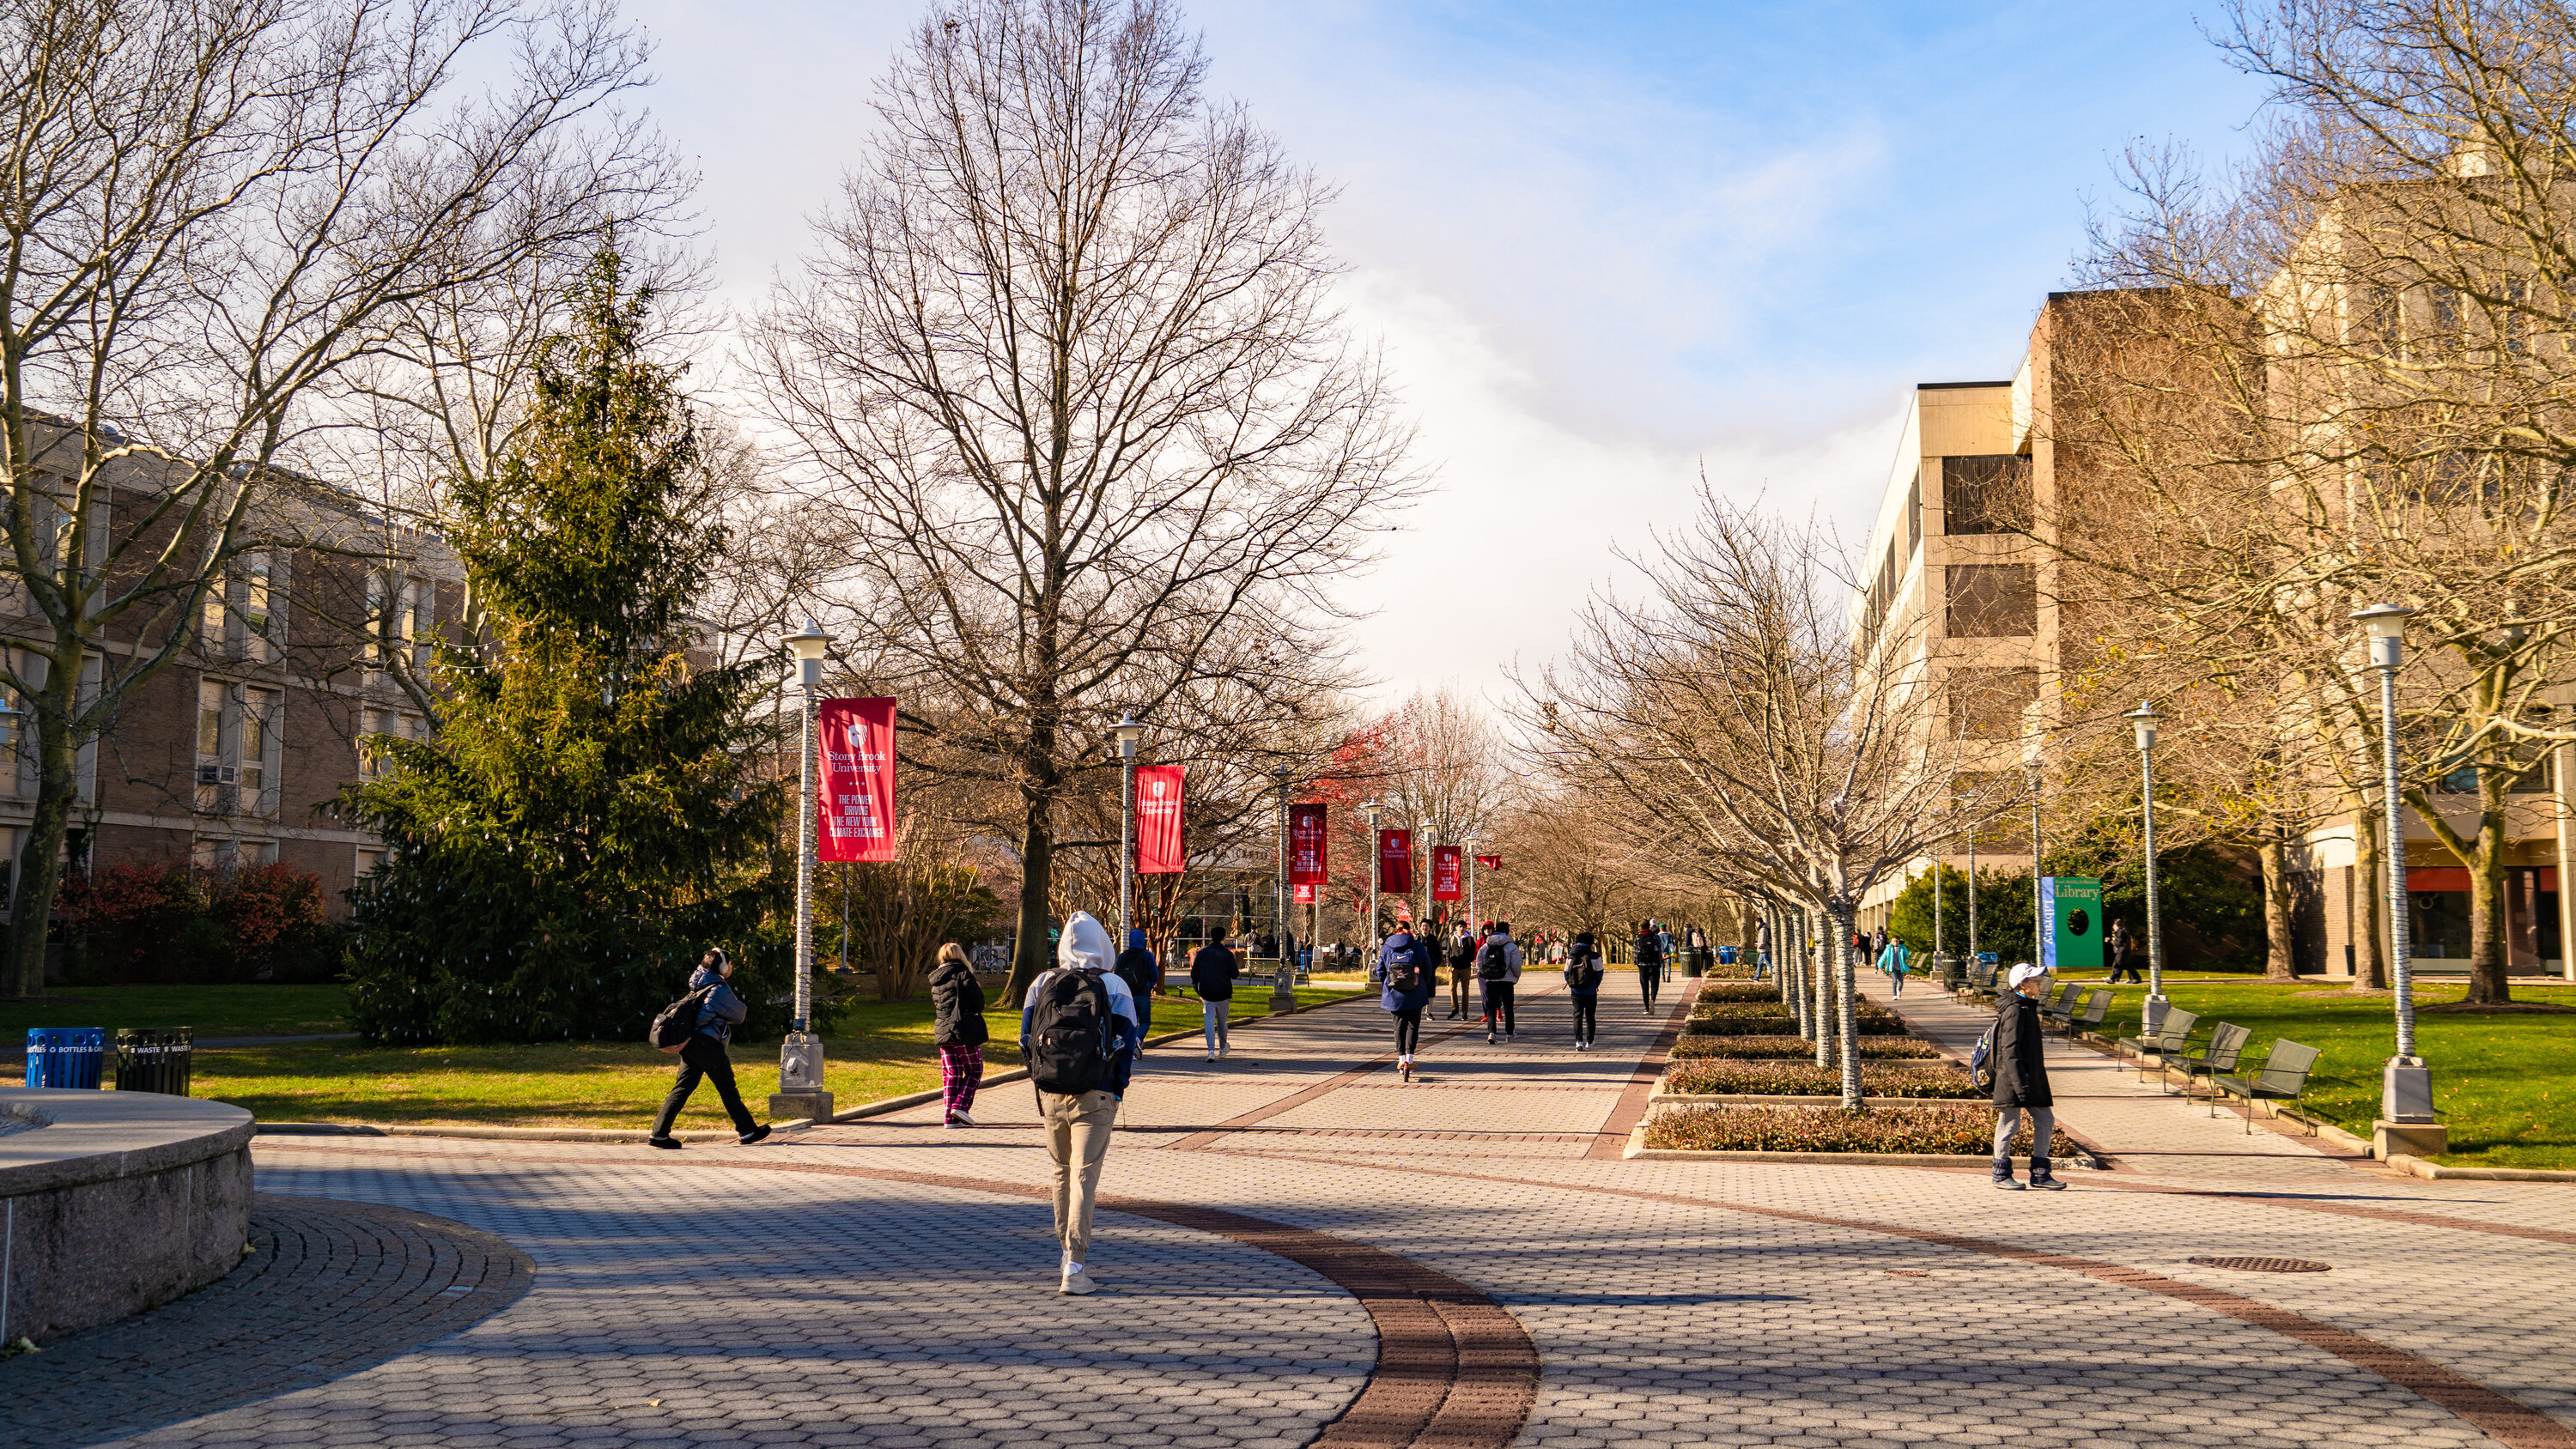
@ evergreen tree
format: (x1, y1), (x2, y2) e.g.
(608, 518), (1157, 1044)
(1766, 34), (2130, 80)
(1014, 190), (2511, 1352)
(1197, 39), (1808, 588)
(344, 254), (788, 1043)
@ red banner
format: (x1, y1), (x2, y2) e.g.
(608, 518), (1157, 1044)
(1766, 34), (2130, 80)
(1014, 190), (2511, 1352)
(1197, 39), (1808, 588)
(1134, 763), (1186, 873)
(1293, 882), (1316, 903)
(1289, 803), (1327, 885)
(817, 698), (897, 863)
(1431, 846), (1462, 901)
(1474, 853), (1503, 872)
(1376, 828), (1413, 894)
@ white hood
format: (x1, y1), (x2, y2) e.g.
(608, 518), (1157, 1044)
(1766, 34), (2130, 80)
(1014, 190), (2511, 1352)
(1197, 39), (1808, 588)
(1058, 911), (1114, 973)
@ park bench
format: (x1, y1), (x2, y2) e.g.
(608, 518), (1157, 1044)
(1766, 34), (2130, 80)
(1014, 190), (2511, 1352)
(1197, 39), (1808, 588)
(1963, 961), (2001, 1000)
(2173, 1022), (2252, 1113)
(2114, 1007), (2200, 1085)
(2038, 981), (2083, 1030)
(2059, 989), (2111, 1038)
(2214, 1040), (2324, 1134)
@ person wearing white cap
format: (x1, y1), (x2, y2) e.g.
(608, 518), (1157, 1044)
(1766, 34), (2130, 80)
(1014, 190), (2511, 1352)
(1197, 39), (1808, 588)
(1991, 963), (2063, 1190)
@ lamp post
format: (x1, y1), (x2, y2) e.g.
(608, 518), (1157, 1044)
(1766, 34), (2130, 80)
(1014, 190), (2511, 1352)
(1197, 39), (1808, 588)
(1465, 835), (1479, 937)
(1362, 801), (1382, 948)
(1273, 768), (1291, 963)
(2025, 735), (2045, 966)
(1113, 714), (1145, 945)
(776, 619), (834, 1122)
(2354, 602), (2441, 1155)
(2126, 701), (2167, 1022)
(1964, 792), (1979, 968)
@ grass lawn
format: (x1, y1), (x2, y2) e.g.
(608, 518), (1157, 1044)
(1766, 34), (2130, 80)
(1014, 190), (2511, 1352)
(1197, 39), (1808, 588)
(135, 983), (1361, 1131)
(0, 985), (353, 1039)
(2050, 975), (2576, 1169)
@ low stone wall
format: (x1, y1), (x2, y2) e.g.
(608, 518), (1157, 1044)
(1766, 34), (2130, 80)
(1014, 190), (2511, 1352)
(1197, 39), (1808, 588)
(0, 1087), (254, 1343)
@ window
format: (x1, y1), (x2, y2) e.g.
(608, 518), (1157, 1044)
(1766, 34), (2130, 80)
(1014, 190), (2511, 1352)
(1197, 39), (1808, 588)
(358, 707), (427, 779)
(196, 680), (279, 815)
(196, 678), (225, 812)
(1907, 469), (1923, 555)
(201, 550), (283, 660)
(366, 573), (430, 670)
(1949, 668), (2039, 740)
(240, 687), (275, 803)
(1941, 455), (2032, 535)
(1947, 564), (2038, 637)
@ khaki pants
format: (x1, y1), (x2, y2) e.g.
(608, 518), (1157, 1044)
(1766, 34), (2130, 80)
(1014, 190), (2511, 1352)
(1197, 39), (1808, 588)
(1041, 1088), (1121, 1260)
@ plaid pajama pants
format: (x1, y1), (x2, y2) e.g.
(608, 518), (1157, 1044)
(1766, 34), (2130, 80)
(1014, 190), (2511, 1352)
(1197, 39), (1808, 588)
(939, 1043), (985, 1120)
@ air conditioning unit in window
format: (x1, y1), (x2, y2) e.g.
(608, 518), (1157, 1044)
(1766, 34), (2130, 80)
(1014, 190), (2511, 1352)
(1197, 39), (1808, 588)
(195, 764), (221, 785)
(219, 766), (238, 785)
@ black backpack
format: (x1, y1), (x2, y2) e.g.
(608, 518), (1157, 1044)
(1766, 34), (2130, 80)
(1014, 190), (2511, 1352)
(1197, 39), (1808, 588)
(1564, 947), (1602, 992)
(649, 985), (716, 1054)
(1030, 968), (1116, 1094)
(1384, 938), (1423, 993)
(1477, 939), (1512, 981)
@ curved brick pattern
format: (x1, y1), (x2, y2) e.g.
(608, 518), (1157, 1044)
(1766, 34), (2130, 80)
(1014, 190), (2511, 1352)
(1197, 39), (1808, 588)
(0, 1194), (531, 1449)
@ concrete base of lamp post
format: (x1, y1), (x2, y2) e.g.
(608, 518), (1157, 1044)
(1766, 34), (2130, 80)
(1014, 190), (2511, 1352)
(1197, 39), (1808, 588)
(773, 1030), (830, 1124)
(2373, 1119), (2448, 1159)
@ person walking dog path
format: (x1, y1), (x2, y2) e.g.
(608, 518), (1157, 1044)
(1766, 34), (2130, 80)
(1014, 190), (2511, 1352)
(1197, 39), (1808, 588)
(647, 949), (770, 1149)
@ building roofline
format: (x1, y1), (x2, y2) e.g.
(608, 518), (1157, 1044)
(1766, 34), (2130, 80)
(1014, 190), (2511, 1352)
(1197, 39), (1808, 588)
(1917, 380), (2013, 391)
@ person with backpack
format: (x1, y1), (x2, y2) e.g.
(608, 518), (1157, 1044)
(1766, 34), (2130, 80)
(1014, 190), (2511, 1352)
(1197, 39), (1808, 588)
(1020, 911), (1143, 1294)
(1989, 963), (2063, 1191)
(647, 948), (771, 1149)
(1631, 923), (1664, 1012)
(1114, 928), (1160, 1051)
(1370, 925), (1437, 1081)
(1477, 922), (1524, 1043)
(1878, 934), (1912, 998)
(928, 942), (989, 1129)
(1188, 934), (1239, 1060)
(1446, 926), (1477, 1020)
(1563, 931), (1605, 1049)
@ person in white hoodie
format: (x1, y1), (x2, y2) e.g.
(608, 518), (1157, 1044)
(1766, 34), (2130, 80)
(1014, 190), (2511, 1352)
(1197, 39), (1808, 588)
(1019, 912), (1141, 1295)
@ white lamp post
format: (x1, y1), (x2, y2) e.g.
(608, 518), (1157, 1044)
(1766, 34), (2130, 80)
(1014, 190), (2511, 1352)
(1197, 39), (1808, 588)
(1273, 767), (1291, 963)
(1465, 834), (1479, 938)
(2126, 700), (2167, 1022)
(1113, 713), (1145, 945)
(2025, 734), (2045, 966)
(2354, 602), (2440, 1154)
(776, 619), (834, 1122)
(1361, 800), (1382, 947)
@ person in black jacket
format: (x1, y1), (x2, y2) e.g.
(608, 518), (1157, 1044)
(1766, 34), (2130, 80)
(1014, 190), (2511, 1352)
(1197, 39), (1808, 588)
(648, 948), (770, 1149)
(929, 942), (990, 1128)
(1631, 924), (1664, 1012)
(1189, 937), (1239, 1060)
(1564, 931), (1604, 1049)
(1446, 927), (1476, 1019)
(1991, 964), (2062, 1190)
(1114, 929), (1161, 1052)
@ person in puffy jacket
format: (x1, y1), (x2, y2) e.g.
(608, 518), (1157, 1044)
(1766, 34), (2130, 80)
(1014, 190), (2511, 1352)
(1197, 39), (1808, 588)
(929, 942), (989, 1128)
(1114, 928), (1160, 1052)
(1477, 924), (1524, 1043)
(1446, 927), (1477, 1020)
(1631, 924), (1664, 1013)
(1189, 937), (1239, 1060)
(1991, 964), (2062, 1191)
(648, 948), (769, 1149)
(1563, 931), (1605, 1050)
(1371, 927), (1437, 1081)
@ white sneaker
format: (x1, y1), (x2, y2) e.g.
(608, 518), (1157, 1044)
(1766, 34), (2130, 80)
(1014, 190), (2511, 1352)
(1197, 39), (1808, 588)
(953, 1110), (977, 1126)
(1060, 1266), (1097, 1295)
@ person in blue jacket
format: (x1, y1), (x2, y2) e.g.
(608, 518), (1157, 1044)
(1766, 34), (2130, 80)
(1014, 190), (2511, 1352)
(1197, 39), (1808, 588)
(648, 948), (771, 1149)
(1371, 925), (1437, 1082)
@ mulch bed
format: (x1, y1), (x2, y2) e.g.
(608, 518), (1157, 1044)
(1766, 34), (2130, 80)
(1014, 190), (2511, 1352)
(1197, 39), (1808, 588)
(1643, 1102), (2050, 1155)
(1662, 1060), (1980, 1098)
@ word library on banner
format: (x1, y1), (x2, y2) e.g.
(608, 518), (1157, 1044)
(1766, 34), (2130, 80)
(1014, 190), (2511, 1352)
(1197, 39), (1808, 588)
(1135, 764), (1186, 874)
(1376, 828), (1413, 894)
(817, 698), (898, 863)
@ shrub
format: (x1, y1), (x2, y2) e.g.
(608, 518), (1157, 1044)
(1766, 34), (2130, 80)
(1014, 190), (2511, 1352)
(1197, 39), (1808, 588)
(1662, 1060), (1980, 1098)
(1643, 1103), (2060, 1155)
(1693, 981), (1782, 1003)
(58, 861), (342, 985)
(1670, 1034), (1945, 1061)
(1684, 1007), (1907, 1037)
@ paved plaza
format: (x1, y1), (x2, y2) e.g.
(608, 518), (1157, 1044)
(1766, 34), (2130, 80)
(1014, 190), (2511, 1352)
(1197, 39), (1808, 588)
(21, 976), (2576, 1449)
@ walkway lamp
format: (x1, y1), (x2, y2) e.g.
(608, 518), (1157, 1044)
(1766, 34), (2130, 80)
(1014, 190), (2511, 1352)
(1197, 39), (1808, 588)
(2126, 700), (2167, 1017)
(2025, 734), (2044, 962)
(1361, 800), (1382, 947)
(780, 619), (834, 1118)
(1273, 767), (1291, 961)
(1113, 713), (1146, 943)
(2353, 602), (2439, 1153)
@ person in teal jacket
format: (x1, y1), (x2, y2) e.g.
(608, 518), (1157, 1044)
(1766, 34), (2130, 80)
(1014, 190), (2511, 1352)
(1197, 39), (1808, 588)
(1877, 936), (1912, 998)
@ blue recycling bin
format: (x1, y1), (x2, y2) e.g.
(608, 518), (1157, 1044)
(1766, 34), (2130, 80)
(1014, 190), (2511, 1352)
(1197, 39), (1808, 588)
(1717, 945), (1739, 965)
(25, 1028), (106, 1088)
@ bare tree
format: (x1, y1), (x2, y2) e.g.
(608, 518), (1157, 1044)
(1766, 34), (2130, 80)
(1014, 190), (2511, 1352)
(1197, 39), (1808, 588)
(1526, 488), (1996, 1108)
(750, 0), (1418, 1002)
(0, 0), (670, 998)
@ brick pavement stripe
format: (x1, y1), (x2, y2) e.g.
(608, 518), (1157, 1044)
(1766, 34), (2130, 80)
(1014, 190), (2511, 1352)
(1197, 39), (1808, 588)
(1, 1194), (533, 1449)
(1583, 989), (1695, 1160)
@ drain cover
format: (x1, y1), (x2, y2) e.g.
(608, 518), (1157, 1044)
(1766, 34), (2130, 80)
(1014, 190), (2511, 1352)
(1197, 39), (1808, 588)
(2189, 1256), (2331, 1273)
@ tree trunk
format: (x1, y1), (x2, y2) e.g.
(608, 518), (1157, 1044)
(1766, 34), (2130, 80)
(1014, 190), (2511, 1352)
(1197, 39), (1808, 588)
(2258, 828), (2296, 981)
(2349, 789), (2388, 989)
(2464, 773), (2512, 1005)
(1005, 802), (1056, 1008)
(2, 652), (85, 1001)
(1812, 924), (1832, 1071)
(1831, 902), (1862, 1109)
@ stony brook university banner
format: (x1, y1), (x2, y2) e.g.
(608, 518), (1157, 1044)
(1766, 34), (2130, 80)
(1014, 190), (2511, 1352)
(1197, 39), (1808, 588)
(1134, 764), (1187, 874)
(1293, 882), (1316, 903)
(1431, 846), (1463, 901)
(1376, 828), (1413, 894)
(1474, 853), (1504, 872)
(1289, 803), (1328, 885)
(817, 698), (898, 863)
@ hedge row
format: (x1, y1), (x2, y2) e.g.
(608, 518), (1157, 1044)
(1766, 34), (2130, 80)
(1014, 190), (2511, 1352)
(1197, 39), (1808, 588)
(1692, 981), (1783, 1003)
(1643, 1104), (2057, 1155)
(1661, 1060), (1981, 1099)
(1669, 1034), (1947, 1061)
(1681, 1012), (1909, 1037)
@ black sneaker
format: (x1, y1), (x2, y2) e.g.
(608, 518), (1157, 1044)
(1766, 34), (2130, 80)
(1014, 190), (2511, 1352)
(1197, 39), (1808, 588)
(2030, 1174), (2066, 1191)
(738, 1125), (772, 1146)
(1991, 1177), (2026, 1191)
(647, 1137), (683, 1150)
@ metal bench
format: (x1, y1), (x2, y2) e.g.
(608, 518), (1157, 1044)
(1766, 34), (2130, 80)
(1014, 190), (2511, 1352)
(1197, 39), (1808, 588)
(2114, 1007), (2200, 1085)
(2060, 989), (2112, 1038)
(2038, 981), (2083, 1031)
(2214, 1040), (2324, 1134)
(2173, 1022), (2252, 1114)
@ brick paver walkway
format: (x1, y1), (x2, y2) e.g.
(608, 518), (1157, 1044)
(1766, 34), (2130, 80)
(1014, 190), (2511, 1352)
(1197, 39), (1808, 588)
(48, 969), (2576, 1448)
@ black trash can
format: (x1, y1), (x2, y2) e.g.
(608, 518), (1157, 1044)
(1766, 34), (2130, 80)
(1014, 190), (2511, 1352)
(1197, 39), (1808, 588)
(113, 1028), (193, 1096)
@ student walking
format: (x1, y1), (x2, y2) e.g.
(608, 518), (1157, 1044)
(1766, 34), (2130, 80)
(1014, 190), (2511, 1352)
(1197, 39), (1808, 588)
(1477, 922), (1523, 1042)
(2106, 919), (2143, 984)
(1189, 934), (1239, 1060)
(1114, 929), (1161, 1050)
(1991, 964), (2063, 1191)
(1632, 924), (1664, 1012)
(1371, 925), (1437, 1081)
(928, 942), (988, 1128)
(1564, 931), (1604, 1049)
(1753, 917), (1773, 981)
(1878, 935), (1912, 998)
(1447, 927), (1476, 1020)
(1022, 912), (1143, 1294)
(647, 949), (771, 1149)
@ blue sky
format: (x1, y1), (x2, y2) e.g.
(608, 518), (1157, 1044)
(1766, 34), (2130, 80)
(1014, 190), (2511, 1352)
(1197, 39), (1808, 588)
(629, 0), (2273, 702)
